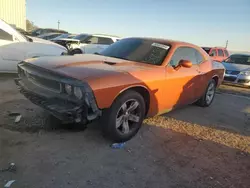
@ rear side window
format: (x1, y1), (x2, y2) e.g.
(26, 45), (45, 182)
(98, 37), (114, 45)
(195, 50), (204, 64)
(0, 29), (13, 41)
(224, 50), (229, 57)
(218, 49), (224, 56)
(210, 49), (217, 56)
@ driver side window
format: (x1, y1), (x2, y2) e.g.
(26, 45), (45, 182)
(169, 47), (196, 67)
(87, 36), (99, 44)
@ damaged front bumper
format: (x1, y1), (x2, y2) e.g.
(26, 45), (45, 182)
(15, 62), (101, 124)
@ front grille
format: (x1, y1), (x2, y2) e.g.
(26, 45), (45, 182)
(27, 73), (61, 92)
(18, 64), (61, 93)
(225, 70), (240, 75)
(224, 77), (237, 82)
(20, 88), (77, 111)
(238, 79), (250, 84)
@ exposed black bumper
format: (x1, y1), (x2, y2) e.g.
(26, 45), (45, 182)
(15, 74), (101, 124)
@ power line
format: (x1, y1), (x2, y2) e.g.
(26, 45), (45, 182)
(225, 40), (228, 49)
(57, 20), (60, 30)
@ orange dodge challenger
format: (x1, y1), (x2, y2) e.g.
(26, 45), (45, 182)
(15, 37), (225, 142)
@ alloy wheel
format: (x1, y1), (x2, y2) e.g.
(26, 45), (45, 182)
(206, 82), (215, 104)
(116, 99), (141, 134)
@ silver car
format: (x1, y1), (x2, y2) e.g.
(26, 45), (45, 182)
(222, 54), (250, 87)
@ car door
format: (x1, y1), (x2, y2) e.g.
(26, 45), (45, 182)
(97, 37), (114, 51)
(83, 36), (114, 54)
(193, 49), (208, 99)
(164, 47), (201, 110)
(82, 36), (99, 54)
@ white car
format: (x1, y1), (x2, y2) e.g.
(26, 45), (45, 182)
(0, 19), (67, 73)
(52, 33), (120, 55)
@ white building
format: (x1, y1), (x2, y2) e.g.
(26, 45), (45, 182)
(0, 0), (26, 30)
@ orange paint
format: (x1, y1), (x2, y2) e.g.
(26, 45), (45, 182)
(28, 38), (225, 117)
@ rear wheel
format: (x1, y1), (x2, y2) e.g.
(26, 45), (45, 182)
(102, 90), (146, 142)
(196, 79), (216, 107)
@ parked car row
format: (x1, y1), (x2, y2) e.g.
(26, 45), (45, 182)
(0, 19), (67, 73)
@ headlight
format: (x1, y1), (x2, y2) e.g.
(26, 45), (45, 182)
(65, 84), (72, 95)
(240, 71), (250, 76)
(73, 87), (83, 99)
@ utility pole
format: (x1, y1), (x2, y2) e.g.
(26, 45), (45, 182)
(57, 20), (60, 30)
(225, 40), (228, 49)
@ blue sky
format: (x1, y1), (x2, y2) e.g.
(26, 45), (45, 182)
(27, 0), (250, 51)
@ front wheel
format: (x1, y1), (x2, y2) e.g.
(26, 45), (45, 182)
(69, 48), (83, 55)
(102, 90), (146, 142)
(196, 79), (216, 107)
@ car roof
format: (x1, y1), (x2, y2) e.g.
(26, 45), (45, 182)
(124, 37), (200, 48)
(92, 34), (121, 39)
(203, 46), (227, 50)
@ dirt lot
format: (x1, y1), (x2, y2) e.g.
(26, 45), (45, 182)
(0, 75), (249, 188)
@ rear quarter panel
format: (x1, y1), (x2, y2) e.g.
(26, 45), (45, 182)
(212, 61), (225, 86)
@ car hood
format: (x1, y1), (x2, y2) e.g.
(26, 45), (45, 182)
(29, 36), (67, 50)
(222, 62), (250, 72)
(24, 54), (153, 80)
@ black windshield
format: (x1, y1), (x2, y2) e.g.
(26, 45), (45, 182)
(225, 54), (250, 65)
(99, 38), (170, 65)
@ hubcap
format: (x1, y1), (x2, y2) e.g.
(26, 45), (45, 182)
(116, 99), (140, 134)
(206, 82), (215, 104)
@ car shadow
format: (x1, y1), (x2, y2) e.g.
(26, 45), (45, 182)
(152, 73), (250, 137)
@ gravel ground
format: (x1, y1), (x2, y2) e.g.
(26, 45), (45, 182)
(0, 75), (249, 188)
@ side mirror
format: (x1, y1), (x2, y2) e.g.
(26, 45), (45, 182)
(174, 60), (192, 70)
(210, 53), (214, 57)
(85, 40), (91, 44)
(179, 59), (192, 68)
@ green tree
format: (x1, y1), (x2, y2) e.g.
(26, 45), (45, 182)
(26, 20), (38, 31)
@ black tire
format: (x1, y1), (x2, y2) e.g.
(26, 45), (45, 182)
(69, 49), (82, 55)
(196, 79), (216, 107)
(102, 90), (146, 142)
